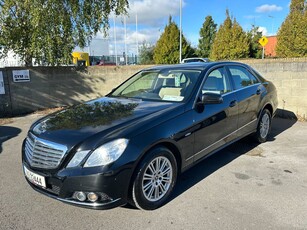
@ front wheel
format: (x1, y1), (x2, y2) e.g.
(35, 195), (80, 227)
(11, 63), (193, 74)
(254, 109), (272, 143)
(131, 147), (177, 210)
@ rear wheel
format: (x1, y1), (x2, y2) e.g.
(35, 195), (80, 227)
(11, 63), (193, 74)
(131, 147), (177, 210)
(254, 109), (272, 143)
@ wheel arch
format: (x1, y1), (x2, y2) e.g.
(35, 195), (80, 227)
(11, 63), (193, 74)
(258, 103), (273, 119)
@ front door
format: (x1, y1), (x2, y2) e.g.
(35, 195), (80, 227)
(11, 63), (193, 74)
(192, 66), (238, 162)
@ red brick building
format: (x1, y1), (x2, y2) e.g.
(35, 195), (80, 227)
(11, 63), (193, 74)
(265, 36), (277, 57)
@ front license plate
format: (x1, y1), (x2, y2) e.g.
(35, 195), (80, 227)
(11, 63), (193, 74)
(23, 165), (46, 188)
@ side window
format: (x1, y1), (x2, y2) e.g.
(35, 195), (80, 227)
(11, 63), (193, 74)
(202, 67), (231, 95)
(228, 66), (259, 90)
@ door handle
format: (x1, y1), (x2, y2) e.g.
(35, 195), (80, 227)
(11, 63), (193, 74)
(229, 100), (237, 107)
(256, 89), (261, 95)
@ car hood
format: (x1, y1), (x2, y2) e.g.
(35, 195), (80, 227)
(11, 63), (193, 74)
(31, 97), (180, 147)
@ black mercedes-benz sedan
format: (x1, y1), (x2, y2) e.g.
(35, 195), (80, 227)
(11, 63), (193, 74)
(22, 62), (278, 210)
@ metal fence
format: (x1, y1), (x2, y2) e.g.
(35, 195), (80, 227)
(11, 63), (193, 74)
(89, 55), (138, 66)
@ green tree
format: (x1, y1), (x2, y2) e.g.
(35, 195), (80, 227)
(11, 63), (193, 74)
(0, 0), (128, 66)
(210, 10), (249, 60)
(276, 0), (307, 57)
(154, 16), (194, 64)
(139, 42), (155, 64)
(197, 15), (217, 57)
(246, 25), (263, 58)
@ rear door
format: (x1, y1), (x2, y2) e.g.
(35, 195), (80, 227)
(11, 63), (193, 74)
(226, 65), (263, 137)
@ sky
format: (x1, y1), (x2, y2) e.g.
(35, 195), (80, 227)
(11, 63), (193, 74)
(86, 0), (290, 57)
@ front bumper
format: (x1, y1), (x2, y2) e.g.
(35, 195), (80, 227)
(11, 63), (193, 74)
(22, 161), (132, 210)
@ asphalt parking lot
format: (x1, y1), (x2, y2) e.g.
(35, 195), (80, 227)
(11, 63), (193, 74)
(0, 114), (306, 230)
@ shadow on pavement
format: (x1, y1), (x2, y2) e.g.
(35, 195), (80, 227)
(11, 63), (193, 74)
(0, 126), (22, 154)
(122, 117), (298, 210)
(268, 117), (297, 141)
(167, 116), (297, 205)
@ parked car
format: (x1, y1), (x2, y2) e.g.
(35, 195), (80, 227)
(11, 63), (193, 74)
(181, 57), (209, 63)
(97, 60), (116, 66)
(22, 62), (278, 210)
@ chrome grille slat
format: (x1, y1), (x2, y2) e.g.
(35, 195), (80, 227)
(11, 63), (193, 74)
(31, 153), (59, 162)
(32, 150), (62, 159)
(27, 139), (35, 148)
(24, 133), (67, 169)
(35, 145), (63, 155)
(25, 143), (33, 156)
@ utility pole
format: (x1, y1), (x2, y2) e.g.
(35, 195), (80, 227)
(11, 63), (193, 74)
(113, 15), (118, 65)
(136, 11), (139, 64)
(124, 16), (128, 65)
(268, 15), (275, 35)
(179, 0), (182, 63)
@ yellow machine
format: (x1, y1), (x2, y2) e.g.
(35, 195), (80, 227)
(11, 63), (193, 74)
(72, 52), (90, 67)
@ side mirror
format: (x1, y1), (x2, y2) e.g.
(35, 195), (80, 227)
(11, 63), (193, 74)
(201, 93), (223, 104)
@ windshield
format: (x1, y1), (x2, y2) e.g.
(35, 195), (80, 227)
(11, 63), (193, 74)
(109, 69), (201, 102)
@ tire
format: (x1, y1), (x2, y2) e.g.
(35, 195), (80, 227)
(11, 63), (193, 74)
(131, 147), (177, 210)
(254, 109), (272, 143)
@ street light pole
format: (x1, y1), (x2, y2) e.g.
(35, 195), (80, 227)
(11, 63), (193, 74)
(136, 11), (139, 63)
(179, 0), (182, 63)
(124, 16), (128, 65)
(113, 15), (118, 65)
(268, 15), (275, 35)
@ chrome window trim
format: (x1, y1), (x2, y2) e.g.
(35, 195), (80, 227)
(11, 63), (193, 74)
(230, 82), (261, 94)
(193, 64), (230, 109)
(192, 63), (263, 109)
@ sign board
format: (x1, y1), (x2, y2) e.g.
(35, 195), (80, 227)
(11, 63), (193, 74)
(0, 71), (5, 94)
(259, 36), (269, 47)
(12, 70), (30, 82)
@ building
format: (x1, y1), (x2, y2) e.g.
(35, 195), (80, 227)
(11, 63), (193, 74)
(0, 50), (24, 67)
(265, 36), (277, 57)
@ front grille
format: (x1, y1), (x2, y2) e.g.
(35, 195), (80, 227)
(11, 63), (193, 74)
(24, 133), (68, 169)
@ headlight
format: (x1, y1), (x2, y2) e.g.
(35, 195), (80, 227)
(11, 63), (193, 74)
(84, 139), (129, 168)
(66, 150), (90, 168)
(32, 122), (46, 135)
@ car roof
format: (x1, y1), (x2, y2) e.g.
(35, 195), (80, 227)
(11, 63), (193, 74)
(181, 57), (209, 62)
(142, 61), (249, 72)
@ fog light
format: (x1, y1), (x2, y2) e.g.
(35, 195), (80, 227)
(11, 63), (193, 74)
(75, 192), (86, 202)
(87, 192), (98, 202)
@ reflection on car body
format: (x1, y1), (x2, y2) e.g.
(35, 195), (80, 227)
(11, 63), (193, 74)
(22, 61), (278, 210)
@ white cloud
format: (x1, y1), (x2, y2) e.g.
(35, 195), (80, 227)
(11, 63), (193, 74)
(106, 26), (160, 45)
(256, 4), (283, 13)
(83, 0), (185, 56)
(257, 26), (268, 36)
(98, 26), (161, 55)
(125, 0), (185, 26)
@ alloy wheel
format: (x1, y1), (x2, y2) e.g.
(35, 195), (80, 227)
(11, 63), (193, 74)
(260, 113), (270, 139)
(141, 156), (173, 202)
